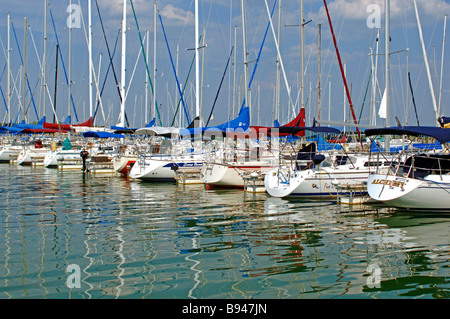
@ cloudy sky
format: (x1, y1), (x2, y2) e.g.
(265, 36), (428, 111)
(0, 0), (449, 129)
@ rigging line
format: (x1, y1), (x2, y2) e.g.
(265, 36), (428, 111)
(77, 0), (107, 124)
(124, 33), (146, 103)
(408, 71), (420, 126)
(235, 0), (278, 115)
(10, 19), (39, 121)
(94, 0), (129, 126)
(94, 0), (122, 104)
(28, 26), (58, 123)
(170, 51), (196, 127)
(93, 29), (120, 123)
(322, 0), (361, 143)
(206, 46), (234, 127)
(159, 12), (191, 125)
(358, 68), (372, 124)
(0, 63), (8, 113)
(0, 65), (8, 114)
(48, 8), (79, 122)
(129, 0), (163, 126)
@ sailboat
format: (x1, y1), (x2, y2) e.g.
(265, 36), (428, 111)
(262, 126), (392, 198)
(16, 139), (50, 166)
(366, 126), (450, 212)
(199, 0), (286, 189)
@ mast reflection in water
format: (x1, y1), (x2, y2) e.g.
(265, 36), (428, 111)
(0, 165), (448, 299)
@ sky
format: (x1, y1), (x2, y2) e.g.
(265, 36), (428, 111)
(0, 0), (449, 130)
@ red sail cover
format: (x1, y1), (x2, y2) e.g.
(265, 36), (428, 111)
(73, 117), (93, 127)
(43, 117), (93, 131)
(21, 128), (69, 134)
(250, 108), (305, 137)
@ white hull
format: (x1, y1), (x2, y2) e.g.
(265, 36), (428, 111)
(367, 173), (450, 212)
(200, 161), (275, 188)
(0, 146), (22, 162)
(113, 155), (137, 175)
(43, 150), (82, 168)
(129, 154), (203, 182)
(265, 165), (370, 198)
(17, 148), (49, 166)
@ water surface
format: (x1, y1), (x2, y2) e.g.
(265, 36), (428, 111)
(0, 164), (448, 299)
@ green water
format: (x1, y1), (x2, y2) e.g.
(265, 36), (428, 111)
(0, 164), (448, 299)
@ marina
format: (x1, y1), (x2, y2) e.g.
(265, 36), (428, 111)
(0, 0), (449, 302)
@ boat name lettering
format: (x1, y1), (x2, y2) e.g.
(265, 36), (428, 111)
(371, 179), (404, 188)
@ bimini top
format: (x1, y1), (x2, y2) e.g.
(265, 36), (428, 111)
(364, 126), (450, 144)
(83, 131), (124, 139)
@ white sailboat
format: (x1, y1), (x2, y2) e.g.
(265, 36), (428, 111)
(200, 133), (278, 189)
(0, 144), (22, 163)
(263, 125), (399, 198)
(365, 126), (450, 212)
(129, 138), (204, 182)
(43, 149), (82, 168)
(16, 141), (50, 166)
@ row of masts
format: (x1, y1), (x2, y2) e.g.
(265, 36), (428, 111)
(3, 0), (304, 129)
(2, 0), (446, 134)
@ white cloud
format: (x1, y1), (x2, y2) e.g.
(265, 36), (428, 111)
(417, 0), (450, 16)
(310, 0), (449, 23)
(159, 4), (194, 25)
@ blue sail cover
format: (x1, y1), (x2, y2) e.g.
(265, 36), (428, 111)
(365, 126), (450, 144)
(0, 126), (23, 134)
(83, 131), (124, 139)
(145, 118), (156, 127)
(180, 107), (250, 137)
(14, 116), (46, 130)
(314, 135), (343, 151)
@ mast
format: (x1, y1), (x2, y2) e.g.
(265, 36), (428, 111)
(300, 0), (305, 113)
(195, 0), (200, 120)
(7, 14), (10, 124)
(42, 0), (47, 119)
(53, 44), (59, 123)
(385, 0), (390, 150)
(343, 63), (346, 133)
(22, 17), (28, 123)
(68, 0), (72, 120)
(413, 0), (439, 126)
(232, 25), (238, 117)
(438, 14), (447, 115)
(88, 0), (93, 118)
(176, 44), (180, 126)
(317, 23), (321, 126)
(145, 29), (149, 125)
(200, 26), (206, 118)
(153, 1), (157, 124)
(371, 30), (380, 127)
(328, 76), (331, 124)
(275, 0), (282, 122)
(120, 0), (127, 127)
(241, 0), (249, 113)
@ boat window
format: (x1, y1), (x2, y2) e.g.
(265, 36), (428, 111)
(364, 161), (383, 167)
